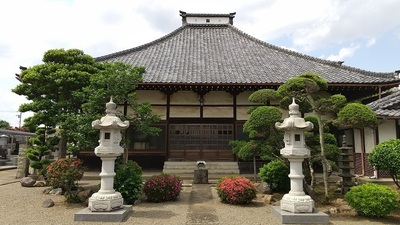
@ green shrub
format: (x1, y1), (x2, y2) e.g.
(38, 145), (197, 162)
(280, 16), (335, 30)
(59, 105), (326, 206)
(369, 139), (400, 188)
(344, 183), (399, 217)
(47, 158), (85, 191)
(216, 176), (257, 205)
(114, 160), (143, 204)
(259, 160), (290, 192)
(143, 173), (182, 202)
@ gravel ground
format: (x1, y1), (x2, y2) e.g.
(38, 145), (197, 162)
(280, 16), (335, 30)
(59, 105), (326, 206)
(1, 180), (399, 225)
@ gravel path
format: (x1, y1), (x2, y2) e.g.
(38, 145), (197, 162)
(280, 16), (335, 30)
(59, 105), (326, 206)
(1, 179), (399, 225)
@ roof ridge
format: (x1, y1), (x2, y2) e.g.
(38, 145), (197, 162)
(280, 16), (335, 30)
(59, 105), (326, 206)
(227, 24), (397, 79)
(95, 25), (188, 61)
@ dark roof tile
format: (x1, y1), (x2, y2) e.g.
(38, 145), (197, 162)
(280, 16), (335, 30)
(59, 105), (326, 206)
(97, 23), (399, 86)
(368, 90), (400, 117)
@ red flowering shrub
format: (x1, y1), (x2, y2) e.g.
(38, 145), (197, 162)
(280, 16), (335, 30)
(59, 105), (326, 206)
(47, 158), (85, 192)
(143, 173), (182, 202)
(216, 176), (257, 204)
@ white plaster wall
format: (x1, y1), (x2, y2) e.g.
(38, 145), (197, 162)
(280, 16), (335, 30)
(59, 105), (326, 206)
(364, 127), (375, 154)
(171, 91), (198, 105)
(237, 106), (250, 120)
(125, 105), (166, 120)
(353, 129), (362, 153)
(136, 90), (166, 104)
(170, 106), (200, 117)
(203, 107), (233, 118)
(204, 91), (232, 105)
(186, 16), (229, 24)
(378, 120), (396, 143)
(237, 91), (258, 105)
(152, 106), (166, 120)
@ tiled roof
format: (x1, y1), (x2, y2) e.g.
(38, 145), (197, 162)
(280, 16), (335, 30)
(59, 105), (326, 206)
(368, 90), (400, 117)
(96, 23), (399, 86)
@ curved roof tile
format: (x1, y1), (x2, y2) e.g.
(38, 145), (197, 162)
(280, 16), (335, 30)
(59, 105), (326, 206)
(97, 23), (399, 85)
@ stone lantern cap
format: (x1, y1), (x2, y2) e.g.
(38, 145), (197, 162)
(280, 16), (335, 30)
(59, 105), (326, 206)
(275, 98), (313, 131)
(92, 97), (129, 130)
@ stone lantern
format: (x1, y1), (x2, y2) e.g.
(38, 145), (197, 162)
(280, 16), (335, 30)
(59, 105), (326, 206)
(0, 134), (8, 159)
(88, 97), (129, 212)
(275, 98), (314, 213)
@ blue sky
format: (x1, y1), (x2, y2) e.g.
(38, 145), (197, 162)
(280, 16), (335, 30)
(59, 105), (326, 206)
(1, 0), (400, 127)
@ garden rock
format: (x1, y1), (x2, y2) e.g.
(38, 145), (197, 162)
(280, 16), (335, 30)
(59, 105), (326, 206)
(328, 207), (339, 214)
(77, 189), (94, 203)
(20, 177), (36, 187)
(43, 187), (52, 195)
(338, 204), (352, 212)
(42, 199), (55, 208)
(49, 188), (63, 195)
(33, 181), (46, 187)
(262, 194), (273, 204)
(255, 182), (271, 194)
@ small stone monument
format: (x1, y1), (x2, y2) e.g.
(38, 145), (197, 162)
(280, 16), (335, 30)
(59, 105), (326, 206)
(75, 97), (131, 222)
(193, 160), (208, 184)
(272, 98), (329, 224)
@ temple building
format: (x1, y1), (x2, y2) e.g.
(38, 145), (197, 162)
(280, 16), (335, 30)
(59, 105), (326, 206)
(89, 11), (400, 170)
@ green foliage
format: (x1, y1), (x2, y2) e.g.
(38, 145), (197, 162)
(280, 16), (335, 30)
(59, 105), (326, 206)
(47, 158), (85, 192)
(277, 72), (326, 100)
(127, 102), (162, 139)
(259, 160), (290, 192)
(304, 117), (340, 164)
(333, 103), (378, 129)
(143, 173), (182, 202)
(280, 96), (312, 113)
(26, 126), (59, 176)
(248, 89), (279, 105)
(114, 160), (143, 204)
(243, 106), (282, 139)
(369, 139), (400, 188)
(216, 176), (257, 204)
(229, 140), (247, 156)
(13, 49), (161, 156)
(0, 120), (11, 129)
(304, 116), (329, 133)
(344, 183), (399, 217)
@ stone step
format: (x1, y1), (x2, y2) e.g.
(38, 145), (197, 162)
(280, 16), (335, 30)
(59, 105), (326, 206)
(163, 161), (240, 175)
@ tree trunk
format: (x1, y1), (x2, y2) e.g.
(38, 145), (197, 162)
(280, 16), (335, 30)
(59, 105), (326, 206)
(308, 159), (315, 190)
(253, 155), (257, 182)
(59, 136), (67, 158)
(307, 95), (329, 200)
(316, 114), (329, 201)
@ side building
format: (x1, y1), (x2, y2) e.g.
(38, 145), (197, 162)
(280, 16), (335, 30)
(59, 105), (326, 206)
(84, 11), (400, 170)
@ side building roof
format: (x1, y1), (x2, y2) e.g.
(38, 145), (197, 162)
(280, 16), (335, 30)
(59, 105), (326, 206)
(368, 89), (400, 118)
(96, 12), (400, 98)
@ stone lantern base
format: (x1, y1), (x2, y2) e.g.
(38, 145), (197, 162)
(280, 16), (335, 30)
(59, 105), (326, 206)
(280, 194), (314, 213)
(88, 192), (124, 212)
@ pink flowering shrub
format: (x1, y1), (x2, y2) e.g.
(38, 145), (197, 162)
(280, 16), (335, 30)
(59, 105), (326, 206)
(47, 158), (85, 192)
(216, 176), (257, 204)
(143, 173), (182, 202)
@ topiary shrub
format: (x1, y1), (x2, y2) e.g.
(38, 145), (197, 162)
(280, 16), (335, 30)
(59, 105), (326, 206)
(114, 160), (143, 204)
(369, 139), (400, 188)
(216, 176), (257, 205)
(344, 183), (399, 217)
(258, 160), (290, 192)
(143, 173), (182, 202)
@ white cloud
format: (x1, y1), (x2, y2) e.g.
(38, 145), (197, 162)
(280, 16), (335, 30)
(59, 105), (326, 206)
(326, 44), (360, 61)
(366, 38), (376, 47)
